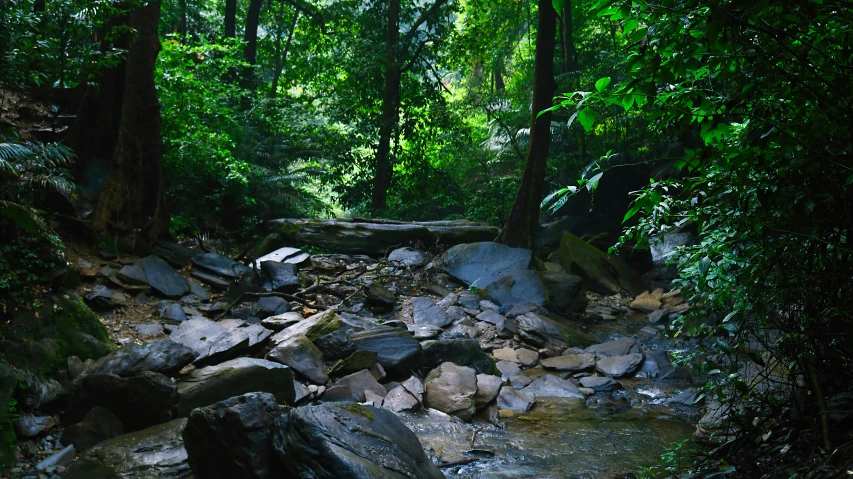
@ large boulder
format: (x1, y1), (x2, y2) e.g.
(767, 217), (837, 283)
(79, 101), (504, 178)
(61, 407), (124, 451)
(79, 339), (197, 379)
(424, 362), (478, 421)
(436, 242), (531, 289)
(412, 297), (453, 328)
(540, 271), (587, 312)
(272, 403), (445, 478)
(175, 358), (294, 417)
(118, 256), (190, 298)
(483, 270), (546, 308)
(182, 393), (283, 479)
(422, 339), (495, 375)
(557, 233), (646, 295)
(64, 419), (192, 479)
(66, 371), (177, 432)
(349, 327), (423, 378)
(516, 313), (597, 351)
(266, 335), (328, 385)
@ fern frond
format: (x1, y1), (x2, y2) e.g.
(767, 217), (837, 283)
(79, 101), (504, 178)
(0, 199), (42, 233)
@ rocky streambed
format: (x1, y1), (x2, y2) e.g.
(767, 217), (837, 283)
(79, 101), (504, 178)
(4, 233), (706, 478)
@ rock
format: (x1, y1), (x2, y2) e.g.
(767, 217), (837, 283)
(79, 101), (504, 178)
(175, 357), (295, 417)
(136, 323), (165, 336)
(408, 323), (442, 340)
(437, 242), (532, 289)
(187, 280), (210, 301)
(585, 338), (641, 358)
(382, 376), (424, 412)
(595, 353), (645, 377)
(349, 327), (423, 378)
(64, 418), (192, 479)
(541, 353), (596, 372)
(260, 261), (300, 292)
(85, 285), (120, 311)
(474, 374), (503, 408)
(251, 296), (290, 318)
(578, 375), (622, 392)
(497, 387), (534, 413)
(267, 334), (328, 384)
(388, 247), (431, 267)
(412, 297), (453, 328)
(648, 309), (667, 324)
(479, 299), (501, 312)
(516, 348), (539, 366)
(154, 241), (200, 268)
(516, 312), (597, 351)
(66, 371), (177, 432)
(182, 392), (283, 479)
(294, 380), (312, 405)
(253, 246), (304, 268)
(422, 339), (495, 375)
(118, 256), (190, 298)
(668, 388), (702, 406)
(61, 407), (124, 451)
(476, 310), (516, 338)
(170, 318), (272, 367)
(323, 370), (386, 402)
(424, 362), (478, 421)
(12, 415), (56, 438)
(557, 233), (646, 295)
(540, 271), (587, 312)
(521, 375), (583, 399)
(496, 360), (522, 380)
(191, 252), (250, 279)
(35, 444), (76, 470)
(329, 350), (379, 377)
(492, 347), (519, 363)
(506, 302), (540, 317)
(272, 403), (445, 478)
(364, 282), (396, 311)
(191, 270), (232, 289)
(262, 312), (303, 331)
(484, 269), (546, 308)
(630, 289), (664, 312)
(270, 309), (340, 346)
(162, 303), (187, 323)
(457, 292), (481, 310)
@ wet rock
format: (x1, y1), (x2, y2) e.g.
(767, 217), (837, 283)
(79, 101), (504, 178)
(540, 271), (587, 312)
(182, 392), (283, 479)
(412, 297), (453, 328)
(595, 353), (645, 378)
(35, 444), (76, 470)
(329, 350), (379, 377)
(266, 334), (328, 384)
(521, 374), (583, 399)
(272, 403), (445, 479)
(62, 407), (124, 451)
(262, 312), (303, 331)
(630, 288), (663, 312)
(12, 415), (56, 438)
(516, 312), (597, 351)
(578, 375), (622, 392)
(364, 282), (396, 311)
(349, 327), (423, 378)
(191, 270), (231, 289)
(154, 241), (200, 268)
(408, 323), (442, 340)
(118, 256), (190, 298)
(260, 261), (300, 292)
(191, 252), (250, 279)
(175, 357), (295, 417)
(251, 296), (290, 318)
(422, 339), (495, 375)
(484, 269), (546, 308)
(585, 338), (641, 358)
(64, 418), (192, 479)
(541, 353), (596, 372)
(424, 362), (478, 421)
(474, 374), (503, 408)
(323, 369), (386, 402)
(388, 247), (431, 267)
(66, 371), (177, 432)
(437, 242), (531, 289)
(497, 387), (534, 413)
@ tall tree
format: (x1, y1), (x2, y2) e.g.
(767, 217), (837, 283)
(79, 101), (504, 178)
(224, 0), (237, 37)
(496, 0), (556, 248)
(371, 0), (449, 210)
(91, 0), (168, 240)
(243, 0), (264, 64)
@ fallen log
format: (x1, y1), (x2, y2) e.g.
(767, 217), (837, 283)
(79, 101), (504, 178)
(268, 218), (500, 256)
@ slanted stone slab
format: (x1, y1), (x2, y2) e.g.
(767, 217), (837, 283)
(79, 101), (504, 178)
(170, 318), (271, 367)
(253, 246), (303, 268)
(118, 256), (190, 298)
(497, 387), (534, 413)
(349, 327), (423, 378)
(191, 252), (250, 279)
(541, 354), (595, 372)
(412, 297), (453, 328)
(585, 338), (641, 358)
(80, 339), (198, 379)
(175, 358), (294, 417)
(521, 374), (584, 399)
(260, 261), (300, 292)
(484, 270), (546, 308)
(266, 334), (328, 385)
(474, 374), (503, 409)
(516, 312), (597, 351)
(437, 242), (531, 288)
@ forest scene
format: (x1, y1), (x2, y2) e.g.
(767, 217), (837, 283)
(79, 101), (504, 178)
(1, 0), (851, 477)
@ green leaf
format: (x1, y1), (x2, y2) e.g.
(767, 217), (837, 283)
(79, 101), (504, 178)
(586, 172), (604, 191)
(621, 94), (635, 112)
(595, 77), (611, 92)
(577, 108), (596, 132)
(552, 0), (561, 14)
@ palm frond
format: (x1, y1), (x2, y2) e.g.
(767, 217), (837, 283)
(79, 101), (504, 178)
(0, 199), (42, 233)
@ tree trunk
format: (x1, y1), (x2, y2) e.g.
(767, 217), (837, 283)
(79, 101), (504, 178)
(561, 0), (575, 73)
(91, 0), (168, 240)
(270, 10), (299, 99)
(225, 0), (237, 37)
(243, 0), (264, 65)
(496, 0), (556, 249)
(372, 0), (401, 211)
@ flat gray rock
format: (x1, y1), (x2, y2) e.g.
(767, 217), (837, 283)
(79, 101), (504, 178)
(118, 256), (190, 298)
(521, 374), (584, 399)
(388, 247), (431, 267)
(437, 242), (531, 289)
(170, 318), (272, 367)
(497, 387), (534, 413)
(322, 369), (386, 403)
(412, 297), (453, 328)
(408, 323), (442, 340)
(80, 339), (198, 379)
(261, 261), (300, 292)
(484, 269), (546, 308)
(253, 246), (303, 268)
(266, 334), (328, 384)
(595, 353), (645, 377)
(349, 327), (424, 378)
(191, 252), (250, 279)
(540, 353), (595, 372)
(586, 338), (641, 357)
(578, 375), (622, 392)
(422, 339), (495, 375)
(516, 312), (597, 351)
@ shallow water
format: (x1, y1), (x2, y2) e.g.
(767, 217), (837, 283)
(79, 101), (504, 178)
(402, 393), (696, 479)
